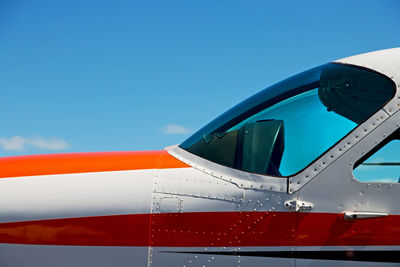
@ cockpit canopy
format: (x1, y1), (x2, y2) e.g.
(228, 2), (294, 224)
(180, 63), (395, 177)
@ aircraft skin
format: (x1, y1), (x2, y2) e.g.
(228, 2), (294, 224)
(0, 48), (399, 267)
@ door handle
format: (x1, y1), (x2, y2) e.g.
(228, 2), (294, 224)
(343, 211), (388, 221)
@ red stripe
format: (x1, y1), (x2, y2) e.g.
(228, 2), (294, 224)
(0, 150), (189, 178)
(297, 212), (400, 246)
(0, 212), (295, 246)
(0, 212), (399, 247)
(0, 214), (150, 246)
(150, 211), (295, 247)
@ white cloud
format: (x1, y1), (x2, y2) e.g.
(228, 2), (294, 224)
(0, 136), (27, 151)
(162, 124), (190, 135)
(0, 136), (70, 151)
(29, 137), (70, 150)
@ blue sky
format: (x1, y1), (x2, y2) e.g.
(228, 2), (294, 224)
(0, 0), (399, 156)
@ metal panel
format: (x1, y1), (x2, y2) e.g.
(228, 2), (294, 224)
(0, 244), (147, 267)
(150, 167), (296, 266)
(169, 146), (287, 193)
(296, 109), (400, 214)
(150, 247), (295, 267)
(294, 110), (400, 266)
(296, 259), (398, 267)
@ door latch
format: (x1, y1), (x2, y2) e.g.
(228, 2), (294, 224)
(343, 211), (387, 221)
(284, 200), (313, 211)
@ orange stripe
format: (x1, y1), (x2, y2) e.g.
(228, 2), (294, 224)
(0, 150), (189, 178)
(157, 149), (190, 169)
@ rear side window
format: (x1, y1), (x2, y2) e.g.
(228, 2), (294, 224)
(354, 131), (400, 183)
(181, 63), (396, 176)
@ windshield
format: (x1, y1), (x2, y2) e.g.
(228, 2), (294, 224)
(180, 63), (395, 176)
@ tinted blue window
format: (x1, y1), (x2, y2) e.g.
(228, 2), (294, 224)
(354, 137), (400, 183)
(181, 63), (395, 176)
(231, 89), (356, 175)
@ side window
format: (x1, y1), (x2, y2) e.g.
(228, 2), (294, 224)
(353, 131), (400, 183)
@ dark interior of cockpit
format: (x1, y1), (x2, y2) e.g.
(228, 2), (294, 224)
(189, 119), (285, 175)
